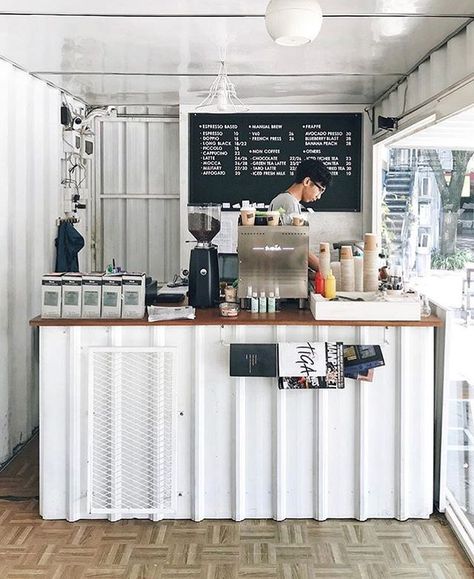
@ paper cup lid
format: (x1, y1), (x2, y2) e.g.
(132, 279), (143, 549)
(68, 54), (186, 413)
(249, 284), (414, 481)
(340, 245), (353, 259)
(364, 233), (378, 250)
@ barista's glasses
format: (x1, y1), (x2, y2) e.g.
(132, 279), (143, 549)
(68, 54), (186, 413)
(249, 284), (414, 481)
(310, 180), (326, 198)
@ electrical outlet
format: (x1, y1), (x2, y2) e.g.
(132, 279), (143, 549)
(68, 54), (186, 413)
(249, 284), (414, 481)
(81, 134), (94, 158)
(63, 129), (81, 153)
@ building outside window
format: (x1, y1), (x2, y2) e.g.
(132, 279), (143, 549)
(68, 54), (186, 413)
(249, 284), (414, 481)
(381, 147), (474, 279)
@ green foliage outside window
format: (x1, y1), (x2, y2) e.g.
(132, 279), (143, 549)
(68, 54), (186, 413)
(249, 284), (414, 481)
(431, 248), (472, 270)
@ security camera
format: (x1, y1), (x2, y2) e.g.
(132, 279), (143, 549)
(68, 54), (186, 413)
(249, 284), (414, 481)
(377, 116), (398, 131)
(72, 116), (83, 128)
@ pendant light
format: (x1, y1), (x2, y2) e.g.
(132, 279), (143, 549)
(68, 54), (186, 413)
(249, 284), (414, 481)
(196, 61), (248, 113)
(265, 0), (323, 46)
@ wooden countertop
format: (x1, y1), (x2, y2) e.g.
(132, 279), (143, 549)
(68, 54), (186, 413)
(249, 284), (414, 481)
(30, 309), (442, 327)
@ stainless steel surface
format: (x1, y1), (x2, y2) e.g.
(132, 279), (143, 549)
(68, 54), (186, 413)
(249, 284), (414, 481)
(3, 1), (474, 16)
(237, 225), (308, 299)
(0, 2), (471, 105)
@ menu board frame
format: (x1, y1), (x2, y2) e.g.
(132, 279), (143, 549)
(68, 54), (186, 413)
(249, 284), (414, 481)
(189, 112), (362, 212)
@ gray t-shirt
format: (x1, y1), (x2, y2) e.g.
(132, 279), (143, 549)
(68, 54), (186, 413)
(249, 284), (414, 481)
(268, 191), (301, 225)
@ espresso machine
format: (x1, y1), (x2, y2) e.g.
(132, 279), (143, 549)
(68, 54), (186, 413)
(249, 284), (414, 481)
(188, 203), (221, 308)
(237, 225), (309, 300)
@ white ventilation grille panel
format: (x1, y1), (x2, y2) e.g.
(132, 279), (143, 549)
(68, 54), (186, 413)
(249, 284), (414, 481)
(88, 348), (176, 514)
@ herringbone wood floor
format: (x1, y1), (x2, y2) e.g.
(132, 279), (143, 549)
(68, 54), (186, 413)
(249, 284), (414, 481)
(0, 437), (472, 578)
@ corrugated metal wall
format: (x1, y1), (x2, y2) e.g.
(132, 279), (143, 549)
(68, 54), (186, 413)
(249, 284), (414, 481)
(0, 60), (63, 463)
(374, 21), (474, 132)
(40, 323), (435, 522)
(95, 110), (180, 283)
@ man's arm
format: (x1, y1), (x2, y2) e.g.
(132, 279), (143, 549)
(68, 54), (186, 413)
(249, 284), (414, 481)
(308, 251), (319, 271)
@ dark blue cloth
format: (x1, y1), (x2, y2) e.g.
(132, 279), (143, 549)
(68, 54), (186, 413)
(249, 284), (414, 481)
(55, 221), (85, 272)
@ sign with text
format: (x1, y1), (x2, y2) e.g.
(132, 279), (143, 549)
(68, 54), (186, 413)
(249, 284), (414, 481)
(189, 112), (362, 211)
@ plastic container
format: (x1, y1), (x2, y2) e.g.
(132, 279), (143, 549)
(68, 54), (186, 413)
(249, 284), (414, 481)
(275, 286), (281, 311)
(291, 213), (305, 226)
(266, 211), (280, 226)
(259, 291), (267, 313)
(268, 292), (276, 313)
(315, 271), (325, 295)
(251, 292), (259, 313)
(187, 203), (221, 244)
(245, 285), (253, 310)
(324, 270), (336, 299)
(240, 207), (256, 225)
(224, 285), (238, 302)
(219, 302), (240, 317)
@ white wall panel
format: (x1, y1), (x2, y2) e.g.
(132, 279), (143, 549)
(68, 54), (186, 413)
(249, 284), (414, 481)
(0, 61), (63, 464)
(374, 21), (474, 136)
(39, 323), (435, 522)
(96, 113), (180, 283)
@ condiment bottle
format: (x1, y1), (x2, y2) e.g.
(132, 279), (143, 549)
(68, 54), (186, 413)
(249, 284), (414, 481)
(251, 292), (259, 313)
(324, 269), (336, 299)
(315, 271), (325, 295)
(268, 291), (276, 313)
(259, 291), (267, 313)
(275, 286), (281, 311)
(246, 285), (253, 310)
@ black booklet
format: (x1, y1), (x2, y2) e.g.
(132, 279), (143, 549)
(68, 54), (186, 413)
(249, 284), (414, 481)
(230, 344), (278, 377)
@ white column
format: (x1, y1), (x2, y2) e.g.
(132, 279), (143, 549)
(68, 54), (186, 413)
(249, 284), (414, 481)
(314, 325), (329, 521)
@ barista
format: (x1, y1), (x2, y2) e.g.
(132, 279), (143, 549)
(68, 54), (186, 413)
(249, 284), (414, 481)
(268, 159), (332, 271)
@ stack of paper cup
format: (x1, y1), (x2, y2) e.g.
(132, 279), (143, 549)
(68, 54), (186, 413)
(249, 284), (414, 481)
(319, 242), (331, 278)
(363, 233), (379, 292)
(340, 245), (355, 291)
(354, 255), (364, 291)
(330, 261), (341, 290)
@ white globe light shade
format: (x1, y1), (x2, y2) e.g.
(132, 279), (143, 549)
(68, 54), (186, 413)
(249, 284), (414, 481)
(265, 0), (323, 46)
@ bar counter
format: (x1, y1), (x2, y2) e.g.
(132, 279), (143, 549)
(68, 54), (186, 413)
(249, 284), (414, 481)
(33, 308), (440, 522)
(30, 309), (442, 327)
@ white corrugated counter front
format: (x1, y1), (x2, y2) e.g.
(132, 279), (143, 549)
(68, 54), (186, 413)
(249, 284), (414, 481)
(31, 312), (441, 522)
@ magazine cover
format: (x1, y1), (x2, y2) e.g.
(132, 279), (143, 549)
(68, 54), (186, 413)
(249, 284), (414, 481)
(278, 342), (345, 389)
(343, 344), (385, 376)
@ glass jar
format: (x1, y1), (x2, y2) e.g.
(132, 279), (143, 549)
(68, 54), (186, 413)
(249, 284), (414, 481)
(420, 295), (432, 317)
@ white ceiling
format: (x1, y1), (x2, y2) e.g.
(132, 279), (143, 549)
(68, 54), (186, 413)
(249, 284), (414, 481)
(0, 1), (472, 106)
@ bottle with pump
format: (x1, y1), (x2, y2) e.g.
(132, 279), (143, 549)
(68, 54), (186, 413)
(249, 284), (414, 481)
(259, 291), (267, 313)
(324, 270), (336, 299)
(251, 292), (259, 313)
(275, 286), (281, 311)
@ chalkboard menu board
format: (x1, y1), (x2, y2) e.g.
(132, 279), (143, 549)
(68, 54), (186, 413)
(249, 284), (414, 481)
(189, 112), (362, 212)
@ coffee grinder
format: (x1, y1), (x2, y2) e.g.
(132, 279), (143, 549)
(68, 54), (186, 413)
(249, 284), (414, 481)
(188, 203), (221, 308)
